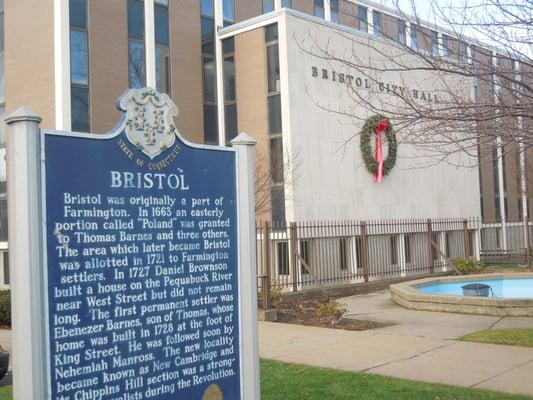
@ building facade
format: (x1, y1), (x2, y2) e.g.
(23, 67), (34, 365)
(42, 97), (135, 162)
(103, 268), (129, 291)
(0, 0), (531, 282)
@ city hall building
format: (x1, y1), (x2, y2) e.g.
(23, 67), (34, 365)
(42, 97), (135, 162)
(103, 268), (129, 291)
(0, 0), (531, 284)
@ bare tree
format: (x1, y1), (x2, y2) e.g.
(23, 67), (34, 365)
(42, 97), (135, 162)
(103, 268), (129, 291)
(297, 0), (532, 168)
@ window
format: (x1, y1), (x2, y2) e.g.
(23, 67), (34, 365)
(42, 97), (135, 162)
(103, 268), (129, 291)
(300, 240), (310, 274)
(459, 41), (467, 64)
(223, 38), (237, 143)
(314, 0), (324, 19)
(277, 242), (289, 275)
(339, 238), (348, 270)
(390, 236), (397, 265)
(201, 0), (218, 144)
(331, 0), (339, 23)
(266, 24), (285, 224)
(372, 11), (382, 37)
(70, 0), (90, 131)
(155, 0), (170, 94)
(410, 24), (417, 50)
(128, 0), (145, 88)
(263, 0), (274, 13)
(281, 0), (292, 7)
(442, 35), (449, 57)
(223, 0), (235, 26)
(404, 235), (411, 263)
(397, 19), (406, 45)
(358, 6), (368, 32)
(431, 30), (439, 56)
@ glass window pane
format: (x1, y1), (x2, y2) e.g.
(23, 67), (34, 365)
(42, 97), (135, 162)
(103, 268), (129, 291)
(201, 17), (214, 40)
(373, 11), (381, 36)
(270, 137), (284, 184)
(69, 0), (87, 29)
(265, 24), (278, 42)
(398, 20), (406, 44)
(0, 198), (6, 243)
(268, 94), (282, 134)
(442, 35), (449, 56)
(331, 0), (339, 23)
(263, 0), (274, 13)
(129, 41), (145, 88)
(223, 56), (235, 102)
(411, 25), (417, 49)
(223, 0), (235, 25)
(225, 103), (237, 143)
(155, 4), (169, 45)
(156, 46), (170, 94)
(128, 0), (144, 40)
(267, 44), (280, 93)
(203, 57), (216, 103)
(358, 6), (367, 32)
(281, 0), (291, 8)
(71, 86), (90, 132)
(203, 104), (218, 144)
(70, 30), (88, 86)
(271, 186), (286, 224)
(314, 0), (324, 18)
(431, 31), (439, 55)
(0, 12), (4, 52)
(201, 0), (214, 17)
(222, 38), (234, 55)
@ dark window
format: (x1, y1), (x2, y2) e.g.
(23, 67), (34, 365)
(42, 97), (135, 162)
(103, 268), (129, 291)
(265, 24), (278, 42)
(390, 236), (397, 265)
(404, 235), (411, 263)
(277, 241), (289, 275)
(442, 35), (449, 57)
(71, 86), (90, 132)
(263, 0), (274, 13)
(202, 57), (216, 103)
(70, 30), (89, 86)
(201, 0), (214, 17)
(410, 24), (417, 50)
(128, 0), (145, 89)
(372, 11), (382, 37)
(70, 0), (87, 29)
(459, 41), (468, 64)
(397, 19), (406, 45)
(271, 186), (286, 224)
(127, 0), (144, 40)
(331, 0), (339, 23)
(128, 41), (146, 88)
(203, 105), (218, 145)
(0, 196), (6, 243)
(154, 4), (169, 45)
(156, 46), (170, 94)
(358, 6), (367, 32)
(223, 0), (235, 26)
(270, 137), (284, 184)
(224, 104), (237, 143)
(223, 56), (235, 101)
(314, 0), (324, 18)
(339, 238), (347, 270)
(300, 240), (310, 274)
(268, 95), (282, 134)
(431, 30), (439, 56)
(267, 45), (280, 92)
(281, 0), (292, 8)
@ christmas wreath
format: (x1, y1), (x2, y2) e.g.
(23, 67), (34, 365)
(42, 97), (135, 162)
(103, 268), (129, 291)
(359, 114), (397, 182)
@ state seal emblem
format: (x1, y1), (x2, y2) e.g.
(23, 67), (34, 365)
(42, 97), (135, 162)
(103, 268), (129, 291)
(202, 383), (223, 400)
(118, 87), (178, 159)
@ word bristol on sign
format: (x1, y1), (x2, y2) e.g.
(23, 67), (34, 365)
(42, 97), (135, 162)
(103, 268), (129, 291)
(5, 88), (259, 400)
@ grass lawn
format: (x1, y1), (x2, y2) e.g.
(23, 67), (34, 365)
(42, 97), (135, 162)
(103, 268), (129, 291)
(261, 359), (532, 400)
(0, 386), (10, 400)
(461, 329), (533, 348)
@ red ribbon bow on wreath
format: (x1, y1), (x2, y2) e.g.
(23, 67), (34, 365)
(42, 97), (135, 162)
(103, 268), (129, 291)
(373, 119), (389, 183)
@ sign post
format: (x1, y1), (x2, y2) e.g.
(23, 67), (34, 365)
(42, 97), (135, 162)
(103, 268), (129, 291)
(6, 88), (260, 400)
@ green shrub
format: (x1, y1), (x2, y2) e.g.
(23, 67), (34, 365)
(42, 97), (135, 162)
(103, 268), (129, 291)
(318, 300), (347, 319)
(0, 291), (10, 327)
(452, 257), (485, 275)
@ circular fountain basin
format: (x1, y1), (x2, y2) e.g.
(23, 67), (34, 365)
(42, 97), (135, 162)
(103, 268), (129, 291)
(391, 273), (533, 316)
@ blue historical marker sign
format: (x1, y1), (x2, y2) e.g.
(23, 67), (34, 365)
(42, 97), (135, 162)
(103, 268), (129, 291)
(43, 89), (241, 399)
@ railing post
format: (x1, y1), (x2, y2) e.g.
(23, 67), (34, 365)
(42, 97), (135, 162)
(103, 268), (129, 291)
(360, 221), (369, 282)
(463, 219), (470, 258)
(427, 218), (434, 273)
(262, 221), (271, 309)
(290, 222), (298, 292)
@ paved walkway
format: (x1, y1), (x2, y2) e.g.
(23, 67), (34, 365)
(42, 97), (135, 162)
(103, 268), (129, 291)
(259, 290), (533, 397)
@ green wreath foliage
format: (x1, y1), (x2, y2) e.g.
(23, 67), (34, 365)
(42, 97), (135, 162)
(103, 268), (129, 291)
(359, 114), (398, 176)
